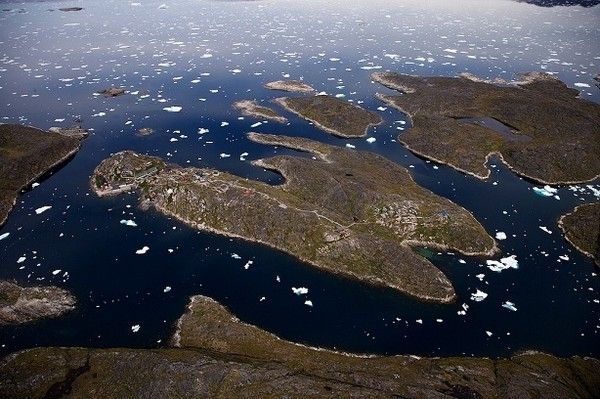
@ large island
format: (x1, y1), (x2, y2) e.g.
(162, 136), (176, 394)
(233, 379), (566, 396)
(372, 72), (600, 184)
(559, 202), (600, 266)
(91, 133), (497, 303)
(0, 124), (87, 227)
(1, 294), (597, 398)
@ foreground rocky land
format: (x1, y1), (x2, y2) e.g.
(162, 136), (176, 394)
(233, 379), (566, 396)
(0, 123), (87, 226)
(91, 133), (497, 303)
(559, 202), (600, 266)
(1, 294), (597, 398)
(0, 280), (75, 325)
(373, 72), (600, 184)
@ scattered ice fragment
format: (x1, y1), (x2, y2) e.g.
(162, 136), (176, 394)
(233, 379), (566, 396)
(533, 185), (557, 197)
(292, 287), (308, 295)
(231, 253), (242, 259)
(243, 260), (253, 270)
(250, 122), (262, 128)
(458, 259), (466, 264)
(17, 256), (26, 264)
(221, 122), (229, 127)
(219, 153), (231, 159)
(485, 331), (493, 337)
(574, 83), (591, 88)
(345, 143), (356, 149)
(366, 137), (376, 143)
(470, 289), (488, 302)
(163, 286), (171, 293)
(486, 255), (518, 272)
(31, 183), (40, 188)
(131, 324), (141, 333)
(135, 246), (150, 255)
(539, 226), (552, 234)
(476, 273), (485, 281)
(502, 301), (517, 311)
(304, 300), (313, 307)
(559, 255), (570, 261)
(35, 206), (52, 214)
(120, 219), (137, 227)
(198, 128), (209, 134)
(52, 269), (61, 275)
(239, 152), (249, 161)
(495, 232), (507, 240)
(260, 296), (266, 302)
(416, 319), (423, 324)
(0, 232), (9, 241)
(163, 106), (182, 113)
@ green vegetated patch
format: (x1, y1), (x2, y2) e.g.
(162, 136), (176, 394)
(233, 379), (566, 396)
(559, 202), (600, 266)
(277, 95), (382, 138)
(373, 72), (600, 184)
(0, 124), (86, 226)
(91, 134), (497, 303)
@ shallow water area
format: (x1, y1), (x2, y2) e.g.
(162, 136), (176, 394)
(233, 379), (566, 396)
(0, 0), (599, 358)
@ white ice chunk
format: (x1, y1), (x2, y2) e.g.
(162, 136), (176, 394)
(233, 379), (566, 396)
(120, 219), (137, 227)
(470, 289), (488, 302)
(366, 137), (376, 143)
(502, 301), (517, 311)
(35, 206), (52, 215)
(292, 287), (308, 295)
(135, 246), (150, 255)
(131, 324), (141, 332)
(495, 232), (507, 240)
(163, 106), (182, 113)
(539, 226), (552, 234)
(304, 300), (313, 307)
(0, 232), (9, 241)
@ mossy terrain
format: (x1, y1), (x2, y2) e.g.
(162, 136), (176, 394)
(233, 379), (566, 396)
(373, 72), (600, 184)
(559, 202), (600, 266)
(276, 95), (383, 138)
(232, 100), (288, 123)
(0, 280), (75, 325)
(91, 133), (497, 303)
(1, 295), (598, 399)
(0, 124), (86, 226)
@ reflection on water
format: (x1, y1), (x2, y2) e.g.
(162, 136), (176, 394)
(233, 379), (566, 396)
(0, 0), (599, 358)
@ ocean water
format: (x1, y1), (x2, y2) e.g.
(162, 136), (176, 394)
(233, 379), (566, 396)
(0, 0), (599, 358)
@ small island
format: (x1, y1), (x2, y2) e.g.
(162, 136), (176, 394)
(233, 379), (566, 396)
(372, 72), (600, 184)
(264, 80), (315, 93)
(0, 124), (87, 227)
(0, 280), (75, 325)
(559, 202), (600, 266)
(98, 87), (126, 97)
(275, 96), (383, 138)
(91, 133), (497, 303)
(232, 100), (288, 123)
(1, 294), (597, 398)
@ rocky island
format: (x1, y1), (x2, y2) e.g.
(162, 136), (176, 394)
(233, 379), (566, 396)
(0, 280), (75, 325)
(0, 124), (87, 227)
(233, 100), (288, 123)
(1, 294), (597, 398)
(559, 202), (600, 266)
(98, 87), (126, 97)
(275, 96), (383, 138)
(264, 80), (315, 93)
(91, 133), (497, 303)
(372, 72), (600, 184)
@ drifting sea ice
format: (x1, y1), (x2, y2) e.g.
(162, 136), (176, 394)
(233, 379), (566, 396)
(120, 219), (137, 227)
(163, 106), (182, 113)
(539, 226), (552, 234)
(0, 232), (9, 241)
(533, 185), (558, 198)
(502, 301), (517, 311)
(304, 300), (313, 307)
(292, 287), (308, 295)
(470, 289), (488, 302)
(135, 246), (150, 255)
(345, 143), (356, 149)
(35, 206), (52, 214)
(495, 232), (507, 240)
(486, 255), (518, 272)
(366, 137), (376, 143)
(131, 324), (141, 333)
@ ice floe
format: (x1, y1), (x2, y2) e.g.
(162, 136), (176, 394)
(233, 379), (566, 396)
(502, 301), (517, 311)
(163, 106), (182, 113)
(470, 289), (488, 302)
(486, 255), (518, 272)
(495, 232), (507, 240)
(35, 206), (52, 214)
(0, 232), (9, 241)
(292, 287), (308, 295)
(120, 219), (137, 227)
(135, 246), (150, 255)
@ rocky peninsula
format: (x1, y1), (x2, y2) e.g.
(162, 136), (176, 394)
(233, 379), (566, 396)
(559, 202), (600, 266)
(1, 294), (597, 398)
(264, 80), (315, 93)
(91, 133), (497, 303)
(275, 96), (382, 138)
(0, 124), (87, 227)
(0, 280), (75, 325)
(372, 72), (600, 184)
(233, 99), (288, 123)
